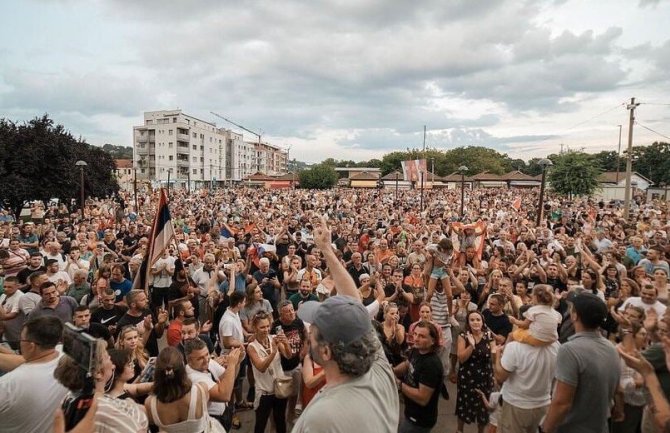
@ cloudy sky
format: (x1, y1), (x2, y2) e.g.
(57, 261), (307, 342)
(2, 0), (669, 163)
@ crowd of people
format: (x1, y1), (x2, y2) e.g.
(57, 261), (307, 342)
(0, 184), (670, 433)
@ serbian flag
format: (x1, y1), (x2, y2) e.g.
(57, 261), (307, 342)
(512, 197), (521, 211)
(133, 188), (176, 293)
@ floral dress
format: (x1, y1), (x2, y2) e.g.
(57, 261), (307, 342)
(455, 331), (494, 425)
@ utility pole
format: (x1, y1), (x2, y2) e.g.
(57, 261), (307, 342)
(623, 98), (640, 219)
(615, 124), (623, 183)
(423, 125), (426, 152)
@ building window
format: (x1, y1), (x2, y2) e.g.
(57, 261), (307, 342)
(168, 130), (173, 136)
(173, 117), (177, 123)
(192, 145), (197, 150)
(193, 169), (197, 174)
(200, 169), (204, 174)
(141, 169), (145, 174)
(146, 120), (153, 125)
(168, 142), (173, 148)
(192, 132), (197, 138)
(169, 155), (173, 161)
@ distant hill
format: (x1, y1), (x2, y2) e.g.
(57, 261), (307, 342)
(101, 143), (133, 159)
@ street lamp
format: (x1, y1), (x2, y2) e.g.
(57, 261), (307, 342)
(459, 165), (468, 218)
(536, 158), (553, 226)
(75, 160), (88, 221)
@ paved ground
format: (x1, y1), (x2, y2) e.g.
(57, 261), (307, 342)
(234, 380), (465, 432)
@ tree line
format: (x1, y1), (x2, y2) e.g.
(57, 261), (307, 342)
(0, 115), (119, 218)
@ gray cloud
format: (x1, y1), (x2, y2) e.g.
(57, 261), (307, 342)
(1, 0), (663, 157)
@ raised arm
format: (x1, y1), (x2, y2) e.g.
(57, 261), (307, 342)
(314, 215), (359, 300)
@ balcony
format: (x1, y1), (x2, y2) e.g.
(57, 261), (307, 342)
(177, 133), (190, 141)
(177, 140), (189, 149)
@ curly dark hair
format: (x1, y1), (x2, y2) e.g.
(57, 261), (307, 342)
(314, 328), (380, 377)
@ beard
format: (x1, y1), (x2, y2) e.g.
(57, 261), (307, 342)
(300, 290), (310, 297)
(309, 343), (326, 366)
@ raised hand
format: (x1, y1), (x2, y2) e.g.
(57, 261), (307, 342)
(313, 214), (332, 250)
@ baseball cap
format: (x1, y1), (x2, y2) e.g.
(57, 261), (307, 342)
(297, 296), (372, 346)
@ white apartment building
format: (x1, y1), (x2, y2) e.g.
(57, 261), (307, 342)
(247, 140), (289, 176)
(133, 110), (288, 186)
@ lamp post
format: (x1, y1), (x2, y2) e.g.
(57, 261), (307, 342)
(75, 160), (88, 221)
(536, 158), (553, 226)
(459, 165), (468, 218)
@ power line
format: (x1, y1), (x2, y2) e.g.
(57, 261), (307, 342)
(635, 120), (670, 140)
(639, 102), (670, 106)
(559, 102), (627, 133)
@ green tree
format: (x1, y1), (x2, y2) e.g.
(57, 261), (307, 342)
(547, 151), (601, 198)
(591, 150), (620, 172)
(443, 146), (507, 175)
(101, 143), (133, 159)
(298, 164), (338, 189)
(0, 115), (119, 218)
(629, 142), (670, 185)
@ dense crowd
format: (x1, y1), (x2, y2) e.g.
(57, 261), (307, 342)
(1, 185), (670, 433)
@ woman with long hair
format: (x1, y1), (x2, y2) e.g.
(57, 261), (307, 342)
(456, 310), (494, 433)
(247, 311), (291, 433)
(54, 341), (148, 432)
(374, 302), (406, 367)
(652, 268), (670, 305)
(612, 323), (649, 433)
(107, 348), (153, 401)
(145, 346), (221, 432)
(116, 326), (149, 381)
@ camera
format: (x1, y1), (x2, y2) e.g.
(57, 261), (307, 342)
(61, 323), (101, 430)
(63, 322), (100, 374)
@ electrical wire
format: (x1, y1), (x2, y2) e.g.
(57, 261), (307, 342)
(635, 121), (670, 141)
(559, 102), (627, 133)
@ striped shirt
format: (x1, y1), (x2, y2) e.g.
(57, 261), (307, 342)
(430, 289), (450, 328)
(95, 395), (148, 433)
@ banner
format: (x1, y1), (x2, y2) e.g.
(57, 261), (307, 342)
(401, 159), (428, 182)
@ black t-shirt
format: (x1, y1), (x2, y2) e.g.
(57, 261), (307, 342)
(17, 266), (46, 286)
(347, 264), (367, 287)
(545, 277), (567, 293)
(272, 318), (306, 372)
(403, 349), (443, 428)
(84, 322), (112, 342)
(116, 309), (160, 357)
(91, 305), (128, 330)
(482, 309), (512, 338)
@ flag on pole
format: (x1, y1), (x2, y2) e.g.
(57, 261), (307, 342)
(133, 188), (176, 293)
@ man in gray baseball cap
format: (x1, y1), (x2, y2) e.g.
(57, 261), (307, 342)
(292, 215), (399, 433)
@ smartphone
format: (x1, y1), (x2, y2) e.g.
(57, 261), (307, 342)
(138, 357), (157, 383)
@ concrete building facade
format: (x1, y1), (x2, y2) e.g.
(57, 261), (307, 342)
(133, 110), (287, 187)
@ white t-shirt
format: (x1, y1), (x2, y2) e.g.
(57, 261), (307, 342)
(525, 305), (562, 342)
(0, 290), (23, 315)
(47, 270), (72, 286)
(500, 341), (560, 409)
(618, 297), (667, 316)
(218, 308), (244, 354)
(186, 360), (227, 416)
(152, 256), (176, 288)
(0, 352), (68, 433)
